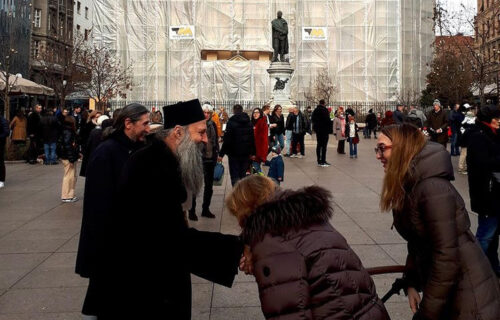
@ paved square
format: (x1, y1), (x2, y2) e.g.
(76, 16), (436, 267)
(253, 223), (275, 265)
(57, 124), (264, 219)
(0, 137), (478, 319)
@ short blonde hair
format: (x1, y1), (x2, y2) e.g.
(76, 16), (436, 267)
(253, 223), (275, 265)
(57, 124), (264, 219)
(225, 175), (278, 227)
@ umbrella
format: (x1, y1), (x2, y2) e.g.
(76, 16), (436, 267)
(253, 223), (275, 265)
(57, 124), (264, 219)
(0, 73), (54, 96)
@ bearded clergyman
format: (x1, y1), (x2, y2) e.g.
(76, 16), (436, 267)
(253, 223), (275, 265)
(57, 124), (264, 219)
(96, 99), (244, 319)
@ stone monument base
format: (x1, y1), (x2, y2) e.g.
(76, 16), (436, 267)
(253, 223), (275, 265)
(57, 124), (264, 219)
(267, 62), (295, 111)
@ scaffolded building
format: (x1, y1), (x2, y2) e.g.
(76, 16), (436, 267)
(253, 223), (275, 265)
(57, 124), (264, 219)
(93, 0), (435, 105)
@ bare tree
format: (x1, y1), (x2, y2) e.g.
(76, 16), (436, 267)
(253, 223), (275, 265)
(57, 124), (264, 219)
(437, 3), (500, 105)
(303, 68), (338, 105)
(75, 43), (133, 111)
(395, 88), (422, 107)
(0, 37), (19, 120)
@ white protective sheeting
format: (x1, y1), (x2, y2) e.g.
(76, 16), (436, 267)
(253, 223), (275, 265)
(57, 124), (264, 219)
(93, 0), (434, 104)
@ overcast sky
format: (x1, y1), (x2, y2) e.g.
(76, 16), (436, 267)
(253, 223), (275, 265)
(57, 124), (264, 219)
(437, 0), (477, 35)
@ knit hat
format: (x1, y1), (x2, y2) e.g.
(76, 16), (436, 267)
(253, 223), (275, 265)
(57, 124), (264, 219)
(163, 99), (205, 129)
(433, 99), (441, 106)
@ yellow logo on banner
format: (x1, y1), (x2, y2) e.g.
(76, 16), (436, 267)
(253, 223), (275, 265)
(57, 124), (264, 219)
(178, 27), (193, 36)
(310, 29), (325, 37)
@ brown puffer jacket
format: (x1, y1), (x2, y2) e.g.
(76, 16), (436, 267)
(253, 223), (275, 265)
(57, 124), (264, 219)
(394, 142), (500, 320)
(242, 186), (390, 320)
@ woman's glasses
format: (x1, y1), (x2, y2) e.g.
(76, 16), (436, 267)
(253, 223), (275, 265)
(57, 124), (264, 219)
(374, 144), (392, 155)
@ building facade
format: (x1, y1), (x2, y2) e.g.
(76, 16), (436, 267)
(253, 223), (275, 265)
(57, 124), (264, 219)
(30, 0), (74, 87)
(73, 0), (93, 42)
(93, 0), (435, 105)
(0, 0), (32, 77)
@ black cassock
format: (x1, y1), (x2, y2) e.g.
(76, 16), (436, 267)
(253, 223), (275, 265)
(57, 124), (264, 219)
(97, 137), (243, 319)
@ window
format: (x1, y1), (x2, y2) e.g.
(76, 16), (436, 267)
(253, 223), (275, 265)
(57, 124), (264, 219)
(84, 29), (89, 40)
(34, 8), (41, 28)
(77, 1), (80, 14)
(85, 7), (88, 19)
(32, 40), (40, 58)
(76, 24), (80, 32)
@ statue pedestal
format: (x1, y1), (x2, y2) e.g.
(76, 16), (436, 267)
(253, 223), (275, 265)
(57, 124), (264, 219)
(267, 62), (295, 109)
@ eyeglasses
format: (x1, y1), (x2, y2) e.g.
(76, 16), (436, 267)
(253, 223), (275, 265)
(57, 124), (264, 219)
(374, 144), (392, 155)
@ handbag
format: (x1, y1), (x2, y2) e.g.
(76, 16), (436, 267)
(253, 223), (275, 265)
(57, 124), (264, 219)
(352, 136), (360, 144)
(213, 162), (225, 186)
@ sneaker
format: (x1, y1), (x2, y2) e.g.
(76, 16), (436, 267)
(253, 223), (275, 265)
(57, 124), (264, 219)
(458, 171), (468, 175)
(317, 163), (323, 167)
(0, 181), (4, 188)
(62, 197), (78, 203)
(290, 154), (298, 158)
(188, 211), (198, 221)
(323, 161), (331, 166)
(354, 155), (358, 158)
(297, 154), (304, 158)
(320, 163), (329, 167)
(201, 210), (216, 219)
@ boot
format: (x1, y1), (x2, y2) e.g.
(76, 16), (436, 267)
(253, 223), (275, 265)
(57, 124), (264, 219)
(188, 210), (198, 221)
(201, 209), (216, 219)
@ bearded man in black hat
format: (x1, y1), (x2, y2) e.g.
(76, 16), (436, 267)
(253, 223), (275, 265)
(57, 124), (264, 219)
(97, 99), (244, 319)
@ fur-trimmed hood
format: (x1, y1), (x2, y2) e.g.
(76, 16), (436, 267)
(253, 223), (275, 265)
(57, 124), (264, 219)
(242, 185), (333, 245)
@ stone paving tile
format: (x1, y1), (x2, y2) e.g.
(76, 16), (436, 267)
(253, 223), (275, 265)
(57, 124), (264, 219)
(209, 307), (265, 320)
(0, 312), (81, 320)
(0, 287), (86, 314)
(212, 282), (261, 308)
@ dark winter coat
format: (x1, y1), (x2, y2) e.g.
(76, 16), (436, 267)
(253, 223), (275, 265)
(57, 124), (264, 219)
(393, 109), (406, 124)
(266, 155), (284, 182)
(97, 137), (243, 319)
(79, 126), (105, 177)
(27, 111), (41, 136)
(40, 114), (60, 144)
(0, 116), (9, 141)
(381, 110), (395, 128)
(465, 122), (500, 217)
(59, 125), (79, 163)
(75, 130), (144, 278)
(270, 113), (285, 136)
(242, 186), (390, 320)
(201, 119), (219, 162)
(393, 142), (500, 320)
(286, 112), (309, 134)
(253, 117), (269, 163)
(345, 121), (359, 143)
(425, 109), (449, 144)
(219, 112), (255, 158)
(311, 104), (332, 135)
(449, 110), (465, 134)
(365, 112), (377, 129)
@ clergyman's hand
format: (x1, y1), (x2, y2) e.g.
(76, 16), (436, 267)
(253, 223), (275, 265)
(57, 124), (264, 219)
(239, 245), (253, 275)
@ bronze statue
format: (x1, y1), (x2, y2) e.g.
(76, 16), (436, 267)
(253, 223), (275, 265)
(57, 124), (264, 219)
(271, 11), (289, 62)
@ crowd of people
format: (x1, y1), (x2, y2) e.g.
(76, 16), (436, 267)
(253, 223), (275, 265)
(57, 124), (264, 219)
(1, 97), (500, 320)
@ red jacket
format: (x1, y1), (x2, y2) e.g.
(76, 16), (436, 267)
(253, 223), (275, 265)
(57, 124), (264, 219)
(253, 117), (269, 163)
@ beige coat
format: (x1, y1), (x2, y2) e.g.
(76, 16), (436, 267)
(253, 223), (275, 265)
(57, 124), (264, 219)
(10, 116), (27, 141)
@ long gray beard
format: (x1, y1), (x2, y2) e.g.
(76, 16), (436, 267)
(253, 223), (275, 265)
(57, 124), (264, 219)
(177, 134), (204, 196)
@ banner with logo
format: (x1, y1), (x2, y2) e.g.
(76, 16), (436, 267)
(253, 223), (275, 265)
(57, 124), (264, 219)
(302, 27), (328, 41)
(170, 25), (195, 40)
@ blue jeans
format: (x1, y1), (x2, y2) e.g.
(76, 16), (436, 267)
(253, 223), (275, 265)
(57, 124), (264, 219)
(476, 215), (500, 272)
(273, 133), (285, 149)
(284, 130), (292, 155)
(450, 132), (460, 155)
(44, 142), (57, 164)
(348, 139), (357, 157)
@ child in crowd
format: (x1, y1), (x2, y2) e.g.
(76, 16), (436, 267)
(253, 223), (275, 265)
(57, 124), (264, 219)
(346, 114), (359, 158)
(225, 175), (390, 320)
(265, 146), (284, 185)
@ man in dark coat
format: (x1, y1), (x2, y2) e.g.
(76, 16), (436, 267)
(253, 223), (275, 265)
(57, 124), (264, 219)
(365, 109), (378, 138)
(75, 103), (150, 318)
(97, 99), (243, 319)
(425, 99), (449, 148)
(287, 106), (309, 158)
(392, 105), (406, 124)
(465, 105), (500, 275)
(218, 104), (255, 186)
(311, 99), (332, 166)
(26, 104), (42, 164)
(449, 103), (465, 156)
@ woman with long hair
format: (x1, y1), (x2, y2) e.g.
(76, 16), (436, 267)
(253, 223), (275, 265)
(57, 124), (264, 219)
(270, 105), (285, 149)
(60, 115), (80, 203)
(333, 106), (346, 154)
(376, 123), (500, 320)
(226, 175), (390, 320)
(251, 107), (268, 173)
